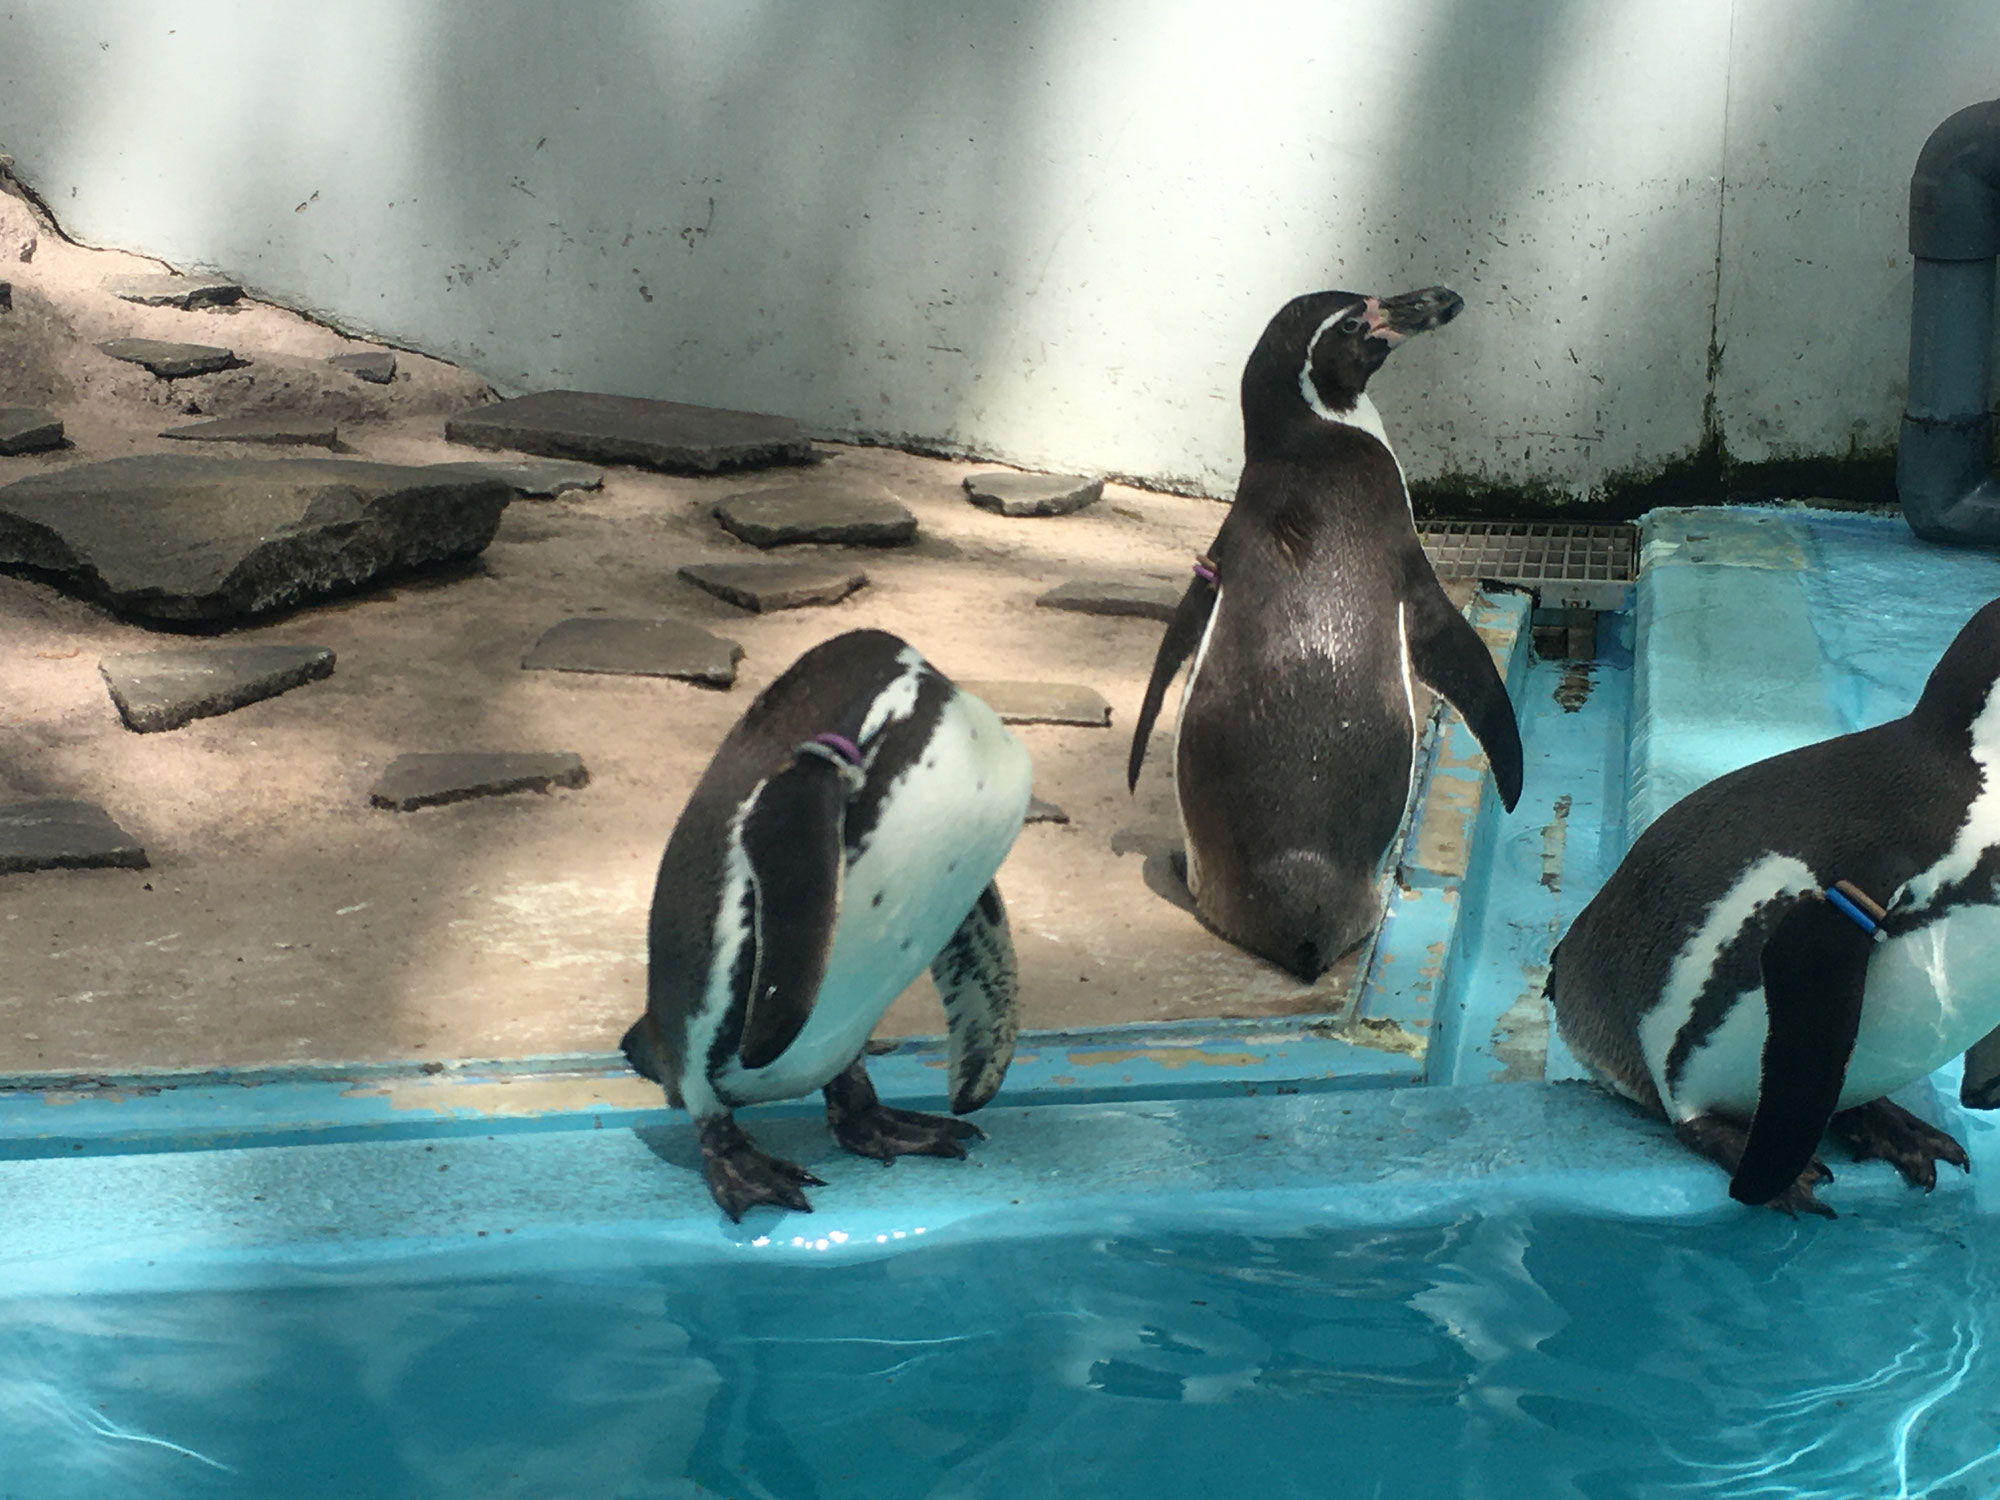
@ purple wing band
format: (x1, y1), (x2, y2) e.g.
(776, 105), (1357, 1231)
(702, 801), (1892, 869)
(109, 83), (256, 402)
(810, 732), (864, 766)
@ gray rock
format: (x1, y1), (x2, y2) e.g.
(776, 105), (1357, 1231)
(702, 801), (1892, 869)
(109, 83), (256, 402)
(0, 799), (147, 874)
(330, 351), (397, 384)
(678, 559), (868, 612)
(109, 273), (243, 309)
(371, 751), (588, 812)
(1036, 576), (1183, 622)
(446, 390), (812, 474)
(1025, 796), (1070, 824)
(96, 338), (240, 378)
(0, 454), (513, 623)
(160, 415), (340, 448)
(428, 458), (605, 499)
(963, 471), (1104, 517)
(956, 681), (1112, 727)
(523, 616), (742, 685)
(714, 484), (917, 548)
(0, 407), (62, 456)
(99, 644), (335, 733)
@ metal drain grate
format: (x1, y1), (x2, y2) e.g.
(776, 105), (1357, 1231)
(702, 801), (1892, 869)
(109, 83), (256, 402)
(1418, 521), (1636, 612)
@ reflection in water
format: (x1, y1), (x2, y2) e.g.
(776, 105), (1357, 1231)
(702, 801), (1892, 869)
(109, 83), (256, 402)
(5, 1204), (2000, 1497)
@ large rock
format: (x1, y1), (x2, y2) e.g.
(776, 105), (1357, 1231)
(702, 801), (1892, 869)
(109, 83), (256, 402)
(0, 799), (147, 873)
(109, 273), (243, 309)
(371, 752), (588, 812)
(713, 484), (917, 548)
(100, 644), (335, 732)
(445, 390), (813, 474)
(95, 338), (239, 378)
(523, 616), (743, 685)
(678, 559), (867, 612)
(0, 407), (63, 455)
(0, 455), (513, 623)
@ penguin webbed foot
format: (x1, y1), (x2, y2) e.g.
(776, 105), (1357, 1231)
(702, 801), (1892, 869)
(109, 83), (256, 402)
(696, 1114), (826, 1222)
(1674, 1114), (1838, 1219)
(825, 1060), (984, 1164)
(1831, 1099), (1971, 1192)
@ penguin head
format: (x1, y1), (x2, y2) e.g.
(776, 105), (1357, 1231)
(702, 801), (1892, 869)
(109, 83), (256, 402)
(1914, 596), (2000, 741)
(1241, 285), (1463, 451)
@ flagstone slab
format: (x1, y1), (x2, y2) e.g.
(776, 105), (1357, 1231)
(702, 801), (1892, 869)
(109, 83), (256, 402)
(109, 273), (243, 309)
(446, 390), (812, 474)
(370, 752), (588, 812)
(713, 485), (917, 548)
(0, 454), (513, 623)
(429, 458), (605, 499)
(0, 799), (147, 873)
(1035, 576), (1183, 623)
(523, 616), (742, 685)
(956, 681), (1112, 727)
(99, 644), (335, 733)
(0, 407), (62, 456)
(95, 338), (240, 378)
(963, 471), (1103, 517)
(678, 559), (868, 612)
(330, 351), (397, 384)
(160, 415), (339, 448)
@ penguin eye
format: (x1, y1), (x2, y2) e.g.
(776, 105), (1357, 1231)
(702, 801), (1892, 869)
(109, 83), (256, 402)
(1339, 316), (1366, 335)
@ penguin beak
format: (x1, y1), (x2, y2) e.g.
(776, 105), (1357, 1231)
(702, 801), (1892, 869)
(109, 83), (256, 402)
(1369, 286), (1465, 345)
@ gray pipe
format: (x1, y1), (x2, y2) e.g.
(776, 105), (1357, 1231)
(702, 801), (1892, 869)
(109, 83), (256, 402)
(1899, 98), (2000, 545)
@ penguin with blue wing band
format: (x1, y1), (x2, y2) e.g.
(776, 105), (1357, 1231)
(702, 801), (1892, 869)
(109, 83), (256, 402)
(1548, 599), (2000, 1215)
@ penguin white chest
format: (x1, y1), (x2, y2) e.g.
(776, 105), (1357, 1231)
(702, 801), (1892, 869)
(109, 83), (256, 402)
(719, 692), (1031, 1103)
(1653, 901), (2000, 1121)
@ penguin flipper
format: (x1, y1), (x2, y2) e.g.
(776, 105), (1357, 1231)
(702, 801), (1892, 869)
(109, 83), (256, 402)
(1961, 1024), (2000, 1109)
(1127, 575), (1218, 790)
(930, 882), (1021, 1112)
(1730, 897), (1874, 1207)
(1402, 576), (1524, 811)
(735, 755), (849, 1071)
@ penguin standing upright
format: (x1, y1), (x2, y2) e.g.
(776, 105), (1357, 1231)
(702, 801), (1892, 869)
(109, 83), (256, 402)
(622, 629), (1032, 1221)
(1128, 286), (1523, 980)
(1549, 598), (2000, 1216)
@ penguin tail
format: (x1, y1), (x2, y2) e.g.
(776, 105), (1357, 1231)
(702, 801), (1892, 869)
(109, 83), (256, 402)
(1229, 852), (1381, 983)
(620, 1013), (671, 1085)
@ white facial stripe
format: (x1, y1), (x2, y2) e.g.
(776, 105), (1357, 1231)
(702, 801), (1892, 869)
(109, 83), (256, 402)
(1905, 682), (2000, 911)
(1298, 301), (1367, 420)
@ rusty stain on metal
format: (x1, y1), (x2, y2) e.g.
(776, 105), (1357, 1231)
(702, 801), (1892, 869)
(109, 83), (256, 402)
(1312, 1015), (1427, 1060)
(1066, 1048), (1266, 1071)
(344, 1075), (665, 1115)
(1541, 795), (1571, 893)
(1490, 965), (1552, 1083)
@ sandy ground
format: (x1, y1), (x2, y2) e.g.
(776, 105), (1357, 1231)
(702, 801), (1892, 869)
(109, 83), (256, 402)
(0, 174), (1423, 1076)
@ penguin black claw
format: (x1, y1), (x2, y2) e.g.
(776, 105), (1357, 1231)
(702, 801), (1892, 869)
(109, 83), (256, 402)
(697, 1115), (826, 1222)
(824, 1060), (984, 1163)
(1831, 1099), (1972, 1191)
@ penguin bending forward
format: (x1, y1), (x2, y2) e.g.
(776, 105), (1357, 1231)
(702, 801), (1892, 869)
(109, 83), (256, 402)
(1128, 286), (1524, 980)
(622, 629), (1032, 1221)
(1549, 598), (2000, 1217)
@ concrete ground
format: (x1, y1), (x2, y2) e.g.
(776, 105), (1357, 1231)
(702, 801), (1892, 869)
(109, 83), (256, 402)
(0, 174), (1469, 1076)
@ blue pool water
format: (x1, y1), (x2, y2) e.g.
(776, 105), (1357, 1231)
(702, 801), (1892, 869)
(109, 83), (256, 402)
(8, 1200), (1999, 1499)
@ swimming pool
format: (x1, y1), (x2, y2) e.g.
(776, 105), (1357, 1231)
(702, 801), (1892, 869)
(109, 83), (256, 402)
(5, 504), (1999, 1498)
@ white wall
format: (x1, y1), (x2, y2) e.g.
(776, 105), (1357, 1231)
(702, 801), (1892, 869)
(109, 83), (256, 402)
(0, 1), (1995, 500)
